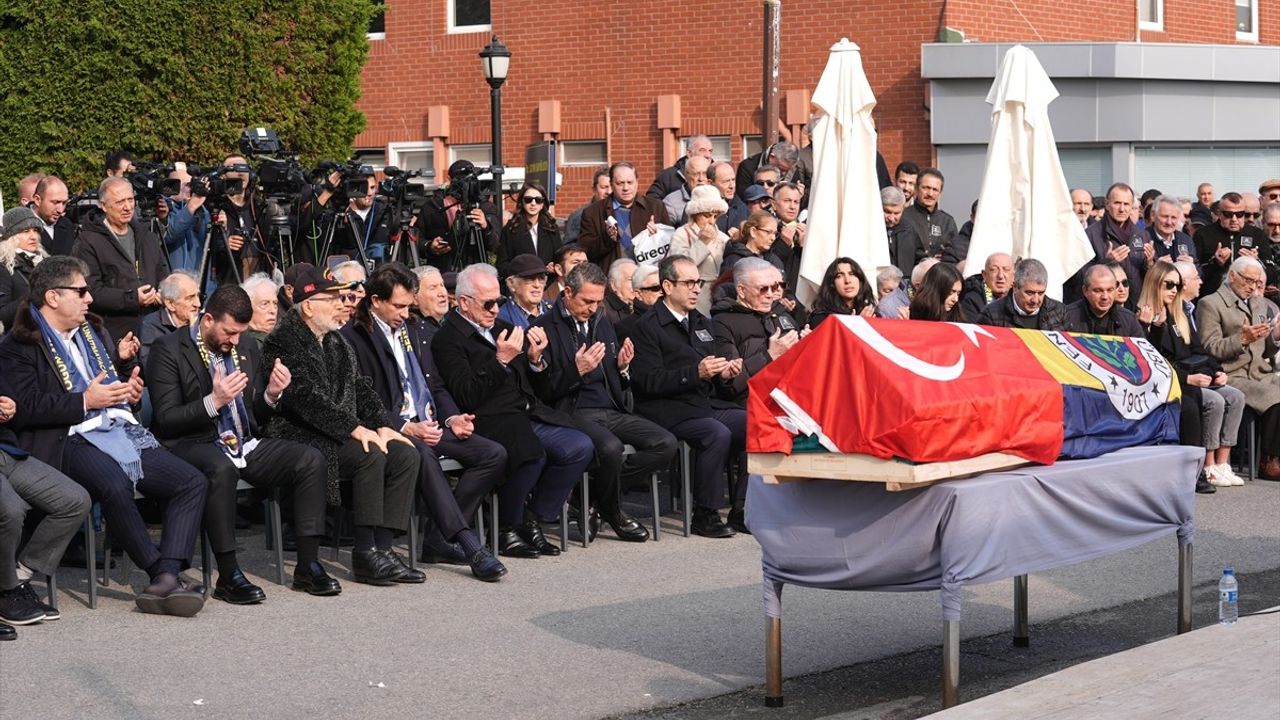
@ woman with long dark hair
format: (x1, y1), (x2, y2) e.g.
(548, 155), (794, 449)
(497, 182), (561, 272)
(807, 257), (875, 328)
(909, 262), (964, 322)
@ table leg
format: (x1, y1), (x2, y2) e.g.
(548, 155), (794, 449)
(1178, 542), (1193, 634)
(1013, 574), (1029, 647)
(765, 616), (784, 707)
(942, 619), (960, 708)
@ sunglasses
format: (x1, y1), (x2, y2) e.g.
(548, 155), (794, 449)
(1162, 280), (1184, 291)
(1244, 212), (1260, 220)
(753, 282), (785, 293)
(1220, 210), (1249, 219)
(54, 285), (91, 297)
(1116, 279), (1129, 288)
(464, 295), (501, 311)
(521, 196), (545, 205)
(339, 292), (359, 304)
(637, 285), (662, 293)
(759, 180), (778, 187)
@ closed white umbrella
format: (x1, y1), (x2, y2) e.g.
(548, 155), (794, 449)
(963, 45), (1094, 300)
(797, 38), (889, 307)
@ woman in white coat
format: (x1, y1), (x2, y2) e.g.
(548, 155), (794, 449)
(667, 185), (729, 316)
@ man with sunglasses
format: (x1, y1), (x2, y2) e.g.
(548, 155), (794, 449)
(630, 255), (745, 538)
(0, 256), (209, 616)
(1196, 191), (1268, 296)
(432, 263), (594, 558)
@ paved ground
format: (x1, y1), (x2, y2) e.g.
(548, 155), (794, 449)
(1, 478), (1276, 720)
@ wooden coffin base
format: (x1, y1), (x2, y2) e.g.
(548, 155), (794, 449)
(748, 451), (1033, 491)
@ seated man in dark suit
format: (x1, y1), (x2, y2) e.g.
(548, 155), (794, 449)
(341, 263), (508, 581)
(977, 258), (1067, 330)
(1063, 264), (1146, 337)
(432, 263), (594, 558)
(147, 286), (341, 601)
(138, 270), (202, 369)
(629, 255), (745, 538)
(533, 262), (677, 542)
(259, 266), (422, 586)
(0, 256), (208, 616)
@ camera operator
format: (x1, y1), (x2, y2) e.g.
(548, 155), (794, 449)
(295, 167), (393, 269)
(208, 155), (271, 284)
(415, 160), (499, 272)
(161, 163), (211, 282)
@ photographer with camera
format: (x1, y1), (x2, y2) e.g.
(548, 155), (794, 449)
(295, 165), (393, 270)
(161, 163), (211, 283)
(416, 160), (499, 272)
(207, 155), (271, 285)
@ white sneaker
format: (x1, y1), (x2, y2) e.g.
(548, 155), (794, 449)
(1215, 464), (1245, 486)
(1206, 465), (1233, 487)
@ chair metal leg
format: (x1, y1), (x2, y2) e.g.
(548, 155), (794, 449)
(943, 619), (961, 708)
(100, 524), (111, 587)
(1247, 419), (1257, 482)
(85, 517), (97, 609)
(580, 472), (590, 548)
(650, 472), (661, 542)
(264, 495), (285, 585)
(490, 494), (499, 551)
(765, 616), (783, 707)
(1178, 541), (1193, 634)
(560, 502), (569, 554)
(200, 531), (212, 589)
(45, 574), (58, 611)
(1013, 574), (1029, 647)
(475, 507), (486, 549)
(408, 514), (419, 570)
(680, 443), (693, 537)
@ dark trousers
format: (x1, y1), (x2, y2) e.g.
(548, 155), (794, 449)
(408, 434), (479, 540)
(168, 438), (328, 555)
(63, 436), (206, 571)
(336, 438), (418, 531)
(669, 408), (747, 510)
(499, 422), (594, 527)
(432, 429), (507, 524)
(573, 407), (677, 517)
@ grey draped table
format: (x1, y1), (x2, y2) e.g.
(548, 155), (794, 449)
(746, 444), (1201, 708)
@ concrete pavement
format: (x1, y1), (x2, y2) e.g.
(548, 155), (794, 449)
(1, 477), (1276, 720)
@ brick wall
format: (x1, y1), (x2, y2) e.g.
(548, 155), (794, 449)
(356, 0), (1275, 210)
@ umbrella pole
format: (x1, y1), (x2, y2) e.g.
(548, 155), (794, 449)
(762, 0), (781, 146)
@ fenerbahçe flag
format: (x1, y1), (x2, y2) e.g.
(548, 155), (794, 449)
(747, 316), (1181, 464)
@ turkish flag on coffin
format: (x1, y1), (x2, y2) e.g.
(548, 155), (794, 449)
(746, 316), (1064, 465)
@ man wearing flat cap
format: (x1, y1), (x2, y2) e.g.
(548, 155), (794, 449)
(497, 254), (554, 330)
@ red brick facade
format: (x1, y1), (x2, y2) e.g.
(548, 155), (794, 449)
(356, 0), (1276, 209)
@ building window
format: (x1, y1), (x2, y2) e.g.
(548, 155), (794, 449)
(387, 142), (436, 183)
(1139, 0), (1162, 30)
(559, 140), (607, 167)
(743, 135), (764, 160)
(1057, 147), (1110, 196)
(680, 136), (733, 163)
(448, 0), (491, 33)
(353, 148), (387, 172)
(1235, 0), (1258, 41)
(1134, 145), (1279, 200)
(449, 144), (492, 167)
(368, 0), (386, 40)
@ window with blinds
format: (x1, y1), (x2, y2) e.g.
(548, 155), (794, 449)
(1134, 146), (1279, 199)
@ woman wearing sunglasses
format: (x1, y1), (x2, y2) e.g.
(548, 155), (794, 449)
(1139, 260), (1246, 491)
(496, 183), (561, 275)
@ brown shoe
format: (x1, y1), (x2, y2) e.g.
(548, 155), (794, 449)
(1260, 456), (1280, 480)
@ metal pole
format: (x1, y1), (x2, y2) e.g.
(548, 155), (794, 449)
(765, 616), (784, 707)
(491, 85), (504, 217)
(762, 0), (781, 146)
(942, 619), (960, 708)
(1013, 574), (1030, 647)
(1178, 542), (1193, 634)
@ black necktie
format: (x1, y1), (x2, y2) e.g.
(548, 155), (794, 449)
(578, 322), (589, 345)
(679, 317), (689, 334)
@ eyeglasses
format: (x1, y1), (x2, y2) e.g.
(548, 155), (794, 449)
(637, 285), (662, 293)
(463, 295), (501, 311)
(522, 196), (545, 206)
(1162, 280), (1184, 291)
(671, 278), (706, 290)
(53, 285), (91, 297)
(1221, 210), (1249, 219)
(752, 282), (785, 294)
(759, 180), (777, 187)
(1238, 275), (1265, 288)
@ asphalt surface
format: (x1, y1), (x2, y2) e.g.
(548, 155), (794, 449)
(1, 477), (1276, 720)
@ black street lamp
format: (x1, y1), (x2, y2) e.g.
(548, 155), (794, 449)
(479, 35), (511, 206)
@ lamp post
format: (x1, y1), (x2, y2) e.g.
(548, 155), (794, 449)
(479, 35), (511, 208)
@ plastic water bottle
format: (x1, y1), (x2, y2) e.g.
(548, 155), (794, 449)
(1218, 569), (1238, 626)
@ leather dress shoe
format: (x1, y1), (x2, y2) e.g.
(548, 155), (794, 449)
(0, 621), (14, 641)
(691, 508), (736, 539)
(351, 549), (406, 585)
(136, 573), (206, 617)
(603, 512), (649, 542)
(292, 561), (342, 596)
(468, 548), (508, 582)
(727, 507), (751, 535)
(497, 529), (540, 559)
(212, 569), (267, 605)
(419, 537), (469, 566)
(518, 520), (561, 556)
(381, 550), (426, 583)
